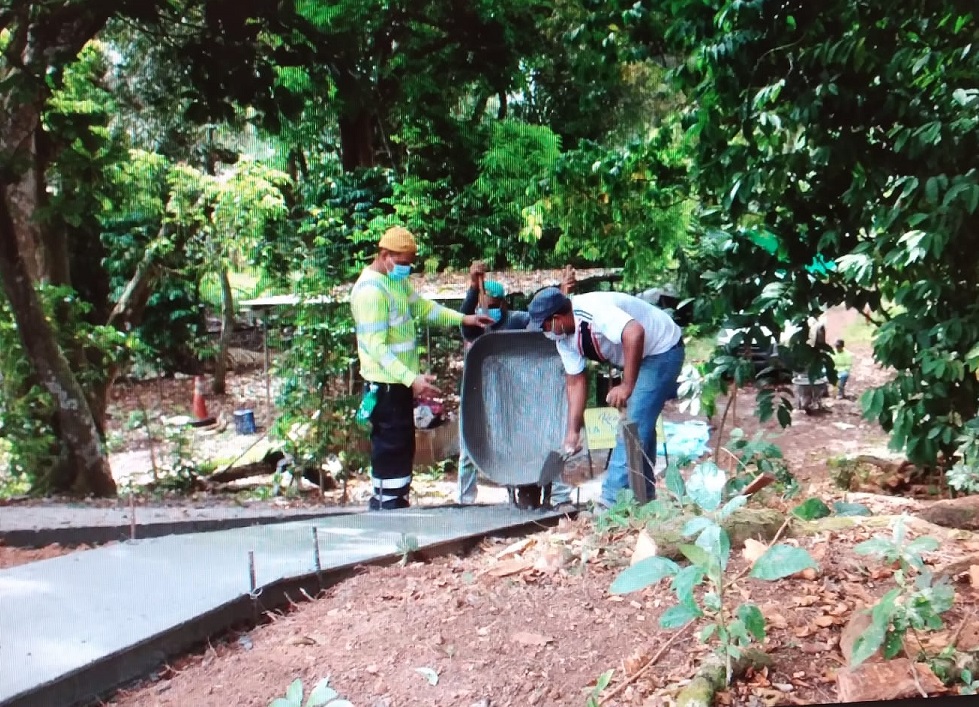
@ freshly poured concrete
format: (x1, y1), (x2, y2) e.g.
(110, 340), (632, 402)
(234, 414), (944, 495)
(0, 504), (357, 547)
(0, 504), (567, 707)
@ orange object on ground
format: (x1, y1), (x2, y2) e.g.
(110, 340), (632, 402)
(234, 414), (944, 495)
(192, 376), (209, 420)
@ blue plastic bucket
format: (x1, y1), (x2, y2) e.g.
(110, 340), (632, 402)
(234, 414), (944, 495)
(233, 409), (257, 435)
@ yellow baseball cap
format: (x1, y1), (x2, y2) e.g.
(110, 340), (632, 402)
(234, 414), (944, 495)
(378, 226), (417, 253)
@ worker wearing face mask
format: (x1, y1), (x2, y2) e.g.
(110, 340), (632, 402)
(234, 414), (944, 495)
(459, 261), (529, 351)
(528, 286), (685, 508)
(351, 226), (493, 510)
(456, 262), (577, 507)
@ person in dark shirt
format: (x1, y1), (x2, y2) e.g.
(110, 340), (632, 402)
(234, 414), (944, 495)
(457, 262), (575, 506)
(459, 272), (530, 346)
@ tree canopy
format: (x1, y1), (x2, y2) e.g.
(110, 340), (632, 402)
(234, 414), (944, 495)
(4, 0), (979, 495)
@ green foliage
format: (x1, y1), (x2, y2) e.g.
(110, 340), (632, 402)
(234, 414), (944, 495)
(661, 0), (979, 467)
(791, 498), (831, 521)
(271, 253), (368, 482)
(466, 120), (563, 265)
(850, 517), (954, 667)
(592, 488), (681, 534)
(0, 287), (125, 492)
(947, 419), (979, 495)
(832, 501), (872, 517)
(585, 669), (615, 707)
(724, 428), (799, 499)
(676, 361), (726, 420)
(545, 124), (693, 288)
(0, 300), (58, 488)
(397, 533), (420, 567)
(269, 677), (353, 707)
(960, 668), (979, 696)
(610, 459), (817, 682)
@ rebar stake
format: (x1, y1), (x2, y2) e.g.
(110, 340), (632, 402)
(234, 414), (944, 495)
(248, 550), (257, 594)
(129, 486), (136, 542)
(312, 527), (321, 572)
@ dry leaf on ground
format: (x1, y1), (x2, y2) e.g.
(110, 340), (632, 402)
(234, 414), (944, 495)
(512, 631), (553, 646)
(286, 635), (318, 646)
(624, 649), (652, 676)
(534, 545), (570, 572)
(631, 530), (659, 565)
(742, 538), (767, 565)
(485, 559), (533, 577)
(495, 538), (534, 559)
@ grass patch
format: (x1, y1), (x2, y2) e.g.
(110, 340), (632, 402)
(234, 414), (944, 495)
(843, 314), (876, 347)
(684, 332), (717, 364)
(199, 269), (284, 309)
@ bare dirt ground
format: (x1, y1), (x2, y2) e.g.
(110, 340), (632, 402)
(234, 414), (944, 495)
(0, 541), (100, 569)
(11, 309), (979, 705)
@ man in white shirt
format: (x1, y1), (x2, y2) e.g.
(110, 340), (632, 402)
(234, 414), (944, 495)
(528, 287), (685, 507)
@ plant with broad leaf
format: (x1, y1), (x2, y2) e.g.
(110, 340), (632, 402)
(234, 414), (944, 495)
(850, 516), (955, 667)
(397, 533), (420, 567)
(947, 418), (979, 495)
(960, 668), (979, 695)
(269, 677), (353, 707)
(610, 460), (817, 683)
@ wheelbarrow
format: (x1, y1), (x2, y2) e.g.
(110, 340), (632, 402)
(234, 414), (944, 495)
(792, 372), (829, 414)
(459, 331), (569, 509)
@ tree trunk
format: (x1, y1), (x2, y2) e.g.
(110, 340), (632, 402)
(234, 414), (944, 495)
(497, 90), (508, 120)
(339, 110), (376, 171)
(0, 190), (116, 496)
(212, 267), (236, 394)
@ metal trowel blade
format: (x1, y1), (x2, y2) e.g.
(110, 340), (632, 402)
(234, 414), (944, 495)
(539, 450), (567, 486)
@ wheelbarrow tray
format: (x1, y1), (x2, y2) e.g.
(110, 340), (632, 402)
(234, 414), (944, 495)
(460, 331), (568, 488)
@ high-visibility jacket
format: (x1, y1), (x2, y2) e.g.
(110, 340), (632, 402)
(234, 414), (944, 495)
(350, 268), (463, 386)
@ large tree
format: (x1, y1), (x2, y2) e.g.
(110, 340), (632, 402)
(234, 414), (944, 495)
(0, 1), (308, 494)
(660, 1), (979, 465)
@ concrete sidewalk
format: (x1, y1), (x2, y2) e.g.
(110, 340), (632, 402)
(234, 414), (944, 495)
(0, 504), (569, 707)
(0, 503), (358, 547)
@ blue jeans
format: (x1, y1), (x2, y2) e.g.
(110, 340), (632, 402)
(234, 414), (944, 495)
(601, 342), (685, 507)
(837, 371), (850, 398)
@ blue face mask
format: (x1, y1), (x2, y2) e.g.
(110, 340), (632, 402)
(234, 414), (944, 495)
(488, 308), (502, 322)
(388, 263), (412, 281)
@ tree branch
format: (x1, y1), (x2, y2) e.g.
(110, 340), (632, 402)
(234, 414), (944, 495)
(106, 233), (164, 330)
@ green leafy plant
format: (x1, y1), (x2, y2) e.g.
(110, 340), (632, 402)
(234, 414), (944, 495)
(610, 460), (817, 682)
(724, 428), (799, 499)
(269, 677), (353, 707)
(662, 0), (979, 470)
(397, 533), (420, 567)
(850, 516), (955, 667)
(0, 286), (124, 493)
(585, 669), (614, 707)
(592, 486), (683, 534)
(959, 668), (979, 695)
(272, 284), (369, 495)
(947, 419), (979, 495)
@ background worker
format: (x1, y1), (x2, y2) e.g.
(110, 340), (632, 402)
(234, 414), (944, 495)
(831, 338), (853, 399)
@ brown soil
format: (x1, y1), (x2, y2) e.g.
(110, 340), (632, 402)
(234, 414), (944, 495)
(0, 541), (85, 569)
